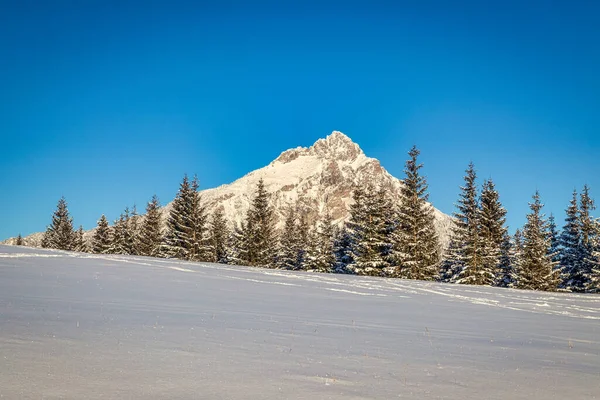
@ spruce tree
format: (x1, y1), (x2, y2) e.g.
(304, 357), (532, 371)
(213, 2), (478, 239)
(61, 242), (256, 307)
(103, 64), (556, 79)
(73, 225), (89, 253)
(333, 226), (353, 273)
(445, 163), (483, 284)
(138, 195), (163, 257)
(188, 176), (211, 262)
(514, 191), (560, 291)
(479, 179), (508, 285)
(392, 146), (439, 280)
(108, 212), (128, 254)
(295, 213), (314, 270)
(92, 214), (111, 254)
(277, 205), (300, 270)
(346, 184), (390, 276)
(507, 229), (524, 287)
(560, 190), (581, 289)
(242, 179), (276, 267)
(497, 231), (513, 287)
(310, 212), (337, 273)
(161, 175), (206, 260)
(15, 234), (23, 246)
(42, 196), (76, 250)
(209, 208), (230, 263)
(579, 185), (598, 291)
(228, 222), (249, 265)
(129, 205), (141, 255)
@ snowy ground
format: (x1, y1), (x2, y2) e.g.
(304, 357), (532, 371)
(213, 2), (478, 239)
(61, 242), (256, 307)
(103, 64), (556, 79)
(0, 245), (598, 399)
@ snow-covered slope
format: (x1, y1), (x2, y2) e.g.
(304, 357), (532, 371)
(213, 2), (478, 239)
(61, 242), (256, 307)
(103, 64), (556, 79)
(1, 246), (598, 399)
(165, 130), (453, 245)
(6, 131), (453, 247)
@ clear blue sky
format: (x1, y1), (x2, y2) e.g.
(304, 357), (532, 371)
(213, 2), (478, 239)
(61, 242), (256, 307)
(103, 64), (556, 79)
(1, 0), (599, 239)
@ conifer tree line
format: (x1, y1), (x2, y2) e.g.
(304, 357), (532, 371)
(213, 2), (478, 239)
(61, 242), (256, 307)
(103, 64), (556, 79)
(35, 148), (600, 293)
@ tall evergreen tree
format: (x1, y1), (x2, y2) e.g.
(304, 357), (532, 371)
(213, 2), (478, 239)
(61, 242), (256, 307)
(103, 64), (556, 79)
(391, 146), (439, 280)
(188, 176), (211, 262)
(162, 174), (209, 260)
(478, 179), (508, 285)
(138, 195), (163, 257)
(241, 178), (276, 267)
(514, 191), (560, 291)
(15, 234), (23, 246)
(346, 184), (390, 276)
(333, 225), (353, 273)
(309, 212), (337, 273)
(42, 196), (76, 250)
(560, 190), (582, 289)
(92, 214), (111, 254)
(588, 220), (600, 292)
(295, 213), (314, 270)
(277, 205), (300, 270)
(128, 205), (141, 255)
(496, 231), (513, 287)
(209, 208), (230, 264)
(108, 211), (129, 254)
(579, 185), (598, 292)
(228, 222), (249, 266)
(445, 163), (483, 284)
(73, 225), (89, 253)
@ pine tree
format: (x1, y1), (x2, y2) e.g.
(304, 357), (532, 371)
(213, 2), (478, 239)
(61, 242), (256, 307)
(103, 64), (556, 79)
(42, 196), (76, 250)
(560, 190), (582, 290)
(161, 174), (200, 260)
(92, 215), (111, 254)
(547, 214), (560, 263)
(578, 185), (598, 292)
(73, 225), (89, 252)
(277, 205), (300, 270)
(188, 176), (211, 262)
(496, 231), (513, 286)
(445, 163), (483, 284)
(138, 195), (163, 257)
(588, 220), (600, 292)
(392, 146), (439, 280)
(242, 178), (276, 267)
(209, 208), (230, 263)
(479, 179), (508, 286)
(514, 191), (560, 291)
(295, 213), (314, 270)
(309, 212), (337, 273)
(346, 184), (390, 276)
(333, 226), (353, 273)
(15, 234), (23, 246)
(129, 205), (141, 255)
(108, 212), (128, 254)
(506, 229), (524, 287)
(228, 222), (249, 265)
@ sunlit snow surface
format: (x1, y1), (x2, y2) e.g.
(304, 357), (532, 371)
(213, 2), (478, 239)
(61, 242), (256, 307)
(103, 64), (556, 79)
(1, 245), (598, 399)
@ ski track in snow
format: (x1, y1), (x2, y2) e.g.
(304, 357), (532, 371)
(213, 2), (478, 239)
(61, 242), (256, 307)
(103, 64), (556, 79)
(1, 249), (599, 320)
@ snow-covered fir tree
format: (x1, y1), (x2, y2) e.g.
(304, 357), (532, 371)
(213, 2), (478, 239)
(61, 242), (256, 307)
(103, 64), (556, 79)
(588, 219), (600, 292)
(128, 205), (141, 255)
(445, 163), (483, 284)
(42, 196), (75, 251)
(241, 178), (276, 267)
(346, 184), (391, 276)
(228, 222), (249, 266)
(560, 190), (582, 290)
(209, 207), (230, 264)
(478, 179), (508, 285)
(277, 205), (301, 270)
(295, 213), (315, 270)
(497, 231), (513, 286)
(547, 214), (560, 263)
(161, 175), (210, 261)
(188, 176), (211, 262)
(579, 185), (598, 292)
(73, 225), (89, 253)
(391, 146), (439, 280)
(333, 226), (353, 273)
(108, 210), (132, 255)
(308, 211), (337, 273)
(514, 191), (560, 291)
(138, 195), (163, 257)
(505, 229), (524, 287)
(15, 234), (23, 246)
(92, 214), (111, 254)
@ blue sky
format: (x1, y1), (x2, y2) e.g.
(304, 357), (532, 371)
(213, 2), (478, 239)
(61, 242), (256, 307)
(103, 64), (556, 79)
(1, 0), (599, 239)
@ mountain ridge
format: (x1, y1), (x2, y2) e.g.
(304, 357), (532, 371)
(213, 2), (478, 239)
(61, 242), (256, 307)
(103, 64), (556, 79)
(5, 131), (453, 248)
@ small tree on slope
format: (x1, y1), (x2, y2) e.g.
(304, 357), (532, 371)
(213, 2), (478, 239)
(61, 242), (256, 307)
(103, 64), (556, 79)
(42, 196), (76, 251)
(391, 146), (439, 280)
(514, 191), (560, 291)
(92, 214), (111, 254)
(479, 179), (508, 286)
(138, 195), (163, 257)
(242, 178), (276, 267)
(209, 207), (230, 264)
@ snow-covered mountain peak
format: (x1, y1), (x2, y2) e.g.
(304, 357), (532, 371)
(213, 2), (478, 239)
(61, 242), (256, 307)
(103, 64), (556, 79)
(310, 130), (364, 161)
